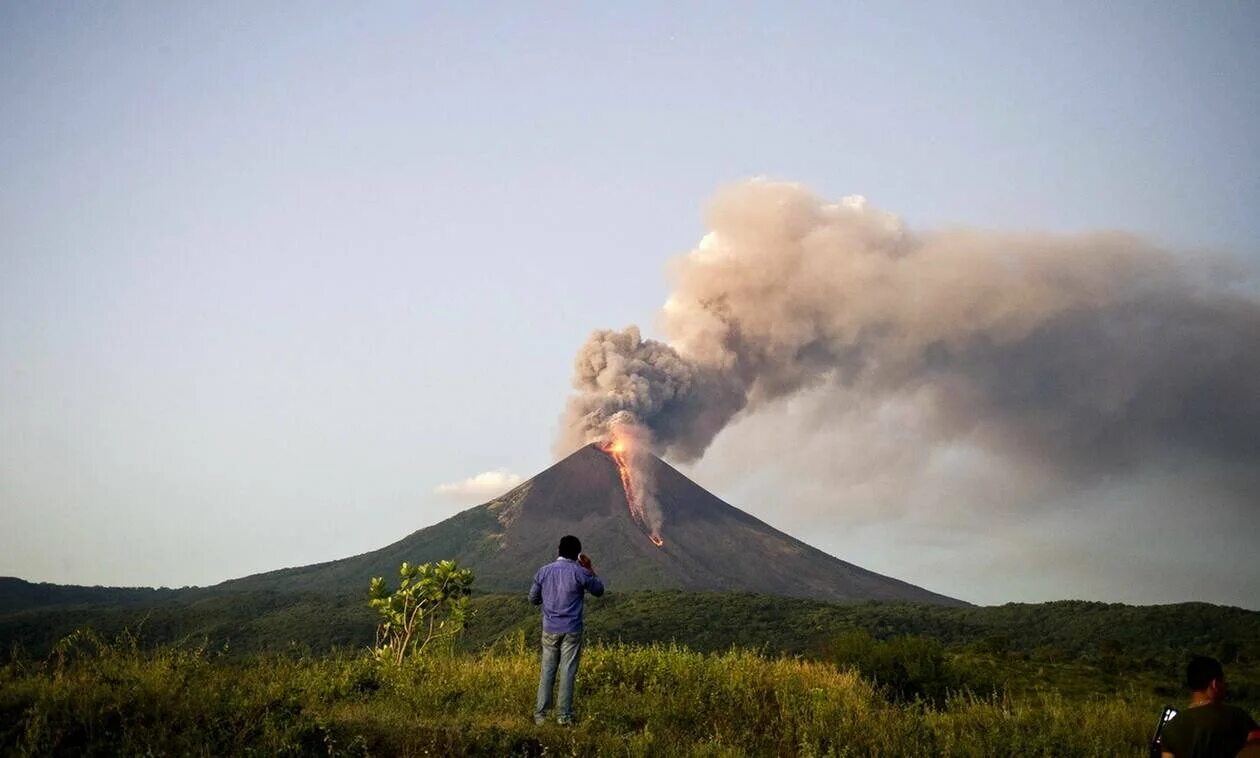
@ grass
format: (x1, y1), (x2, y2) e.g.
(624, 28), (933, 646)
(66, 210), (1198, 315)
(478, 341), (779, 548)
(0, 628), (1165, 756)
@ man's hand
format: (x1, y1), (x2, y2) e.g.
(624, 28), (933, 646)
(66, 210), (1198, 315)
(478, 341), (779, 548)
(578, 553), (595, 574)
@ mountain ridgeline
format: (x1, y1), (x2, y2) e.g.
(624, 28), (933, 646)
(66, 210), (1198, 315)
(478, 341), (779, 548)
(3, 444), (1259, 665)
(216, 444), (963, 605)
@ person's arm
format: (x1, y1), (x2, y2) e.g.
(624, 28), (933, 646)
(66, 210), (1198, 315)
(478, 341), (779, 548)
(528, 570), (543, 605)
(579, 554), (605, 597)
(586, 573), (605, 597)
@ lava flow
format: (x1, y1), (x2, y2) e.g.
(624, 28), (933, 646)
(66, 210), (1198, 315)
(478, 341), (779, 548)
(600, 436), (664, 547)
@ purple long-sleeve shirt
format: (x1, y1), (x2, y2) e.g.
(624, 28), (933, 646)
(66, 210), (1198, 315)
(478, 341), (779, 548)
(528, 557), (605, 633)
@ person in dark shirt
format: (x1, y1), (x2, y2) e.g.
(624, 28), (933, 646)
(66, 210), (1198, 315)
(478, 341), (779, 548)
(529, 534), (604, 725)
(1160, 655), (1259, 758)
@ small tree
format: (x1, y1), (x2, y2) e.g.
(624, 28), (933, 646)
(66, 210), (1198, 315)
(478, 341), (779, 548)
(368, 560), (474, 665)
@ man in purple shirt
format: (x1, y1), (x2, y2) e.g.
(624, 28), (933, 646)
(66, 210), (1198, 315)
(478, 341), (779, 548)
(529, 534), (605, 725)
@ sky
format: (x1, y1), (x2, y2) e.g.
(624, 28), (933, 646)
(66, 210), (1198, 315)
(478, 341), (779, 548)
(2, 2), (1257, 608)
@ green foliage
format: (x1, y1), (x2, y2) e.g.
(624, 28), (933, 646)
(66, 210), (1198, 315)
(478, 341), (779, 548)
(7, 590), (1260, 711)
(822, 630), (997, 704)
(8, 590), (1260, 666)
(0, 630), (353, 755)
(0, 629), (1166, 756)
(367, 560), (473, 665)
(8, 569), (1259, 753)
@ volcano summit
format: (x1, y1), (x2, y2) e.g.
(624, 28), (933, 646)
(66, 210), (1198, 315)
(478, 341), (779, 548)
(223, 445), (963, 606)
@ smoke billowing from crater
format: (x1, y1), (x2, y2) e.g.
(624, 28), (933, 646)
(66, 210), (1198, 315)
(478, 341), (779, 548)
(558, 179), (1260, 496)
(556, 328), (745, 462)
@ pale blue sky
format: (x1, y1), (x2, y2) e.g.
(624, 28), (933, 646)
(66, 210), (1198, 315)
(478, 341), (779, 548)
(2, 2), (1257, 605)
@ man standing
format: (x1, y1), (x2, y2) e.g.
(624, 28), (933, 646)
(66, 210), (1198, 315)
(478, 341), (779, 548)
(529, 534), (604, 725)
(1160, 655), (1259, 758)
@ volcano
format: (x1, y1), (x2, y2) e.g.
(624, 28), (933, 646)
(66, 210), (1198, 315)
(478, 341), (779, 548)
(221, 445), (963, 605)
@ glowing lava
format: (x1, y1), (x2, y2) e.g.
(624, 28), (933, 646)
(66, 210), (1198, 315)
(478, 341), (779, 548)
(599, 435), (664, 547)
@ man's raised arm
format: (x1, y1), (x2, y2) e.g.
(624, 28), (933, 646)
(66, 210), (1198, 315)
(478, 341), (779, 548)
(579, 554), (604, 597)
(586, 573), (605, 597)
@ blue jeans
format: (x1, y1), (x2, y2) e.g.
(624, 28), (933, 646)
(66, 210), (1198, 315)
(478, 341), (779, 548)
(534, 630), (583, 723)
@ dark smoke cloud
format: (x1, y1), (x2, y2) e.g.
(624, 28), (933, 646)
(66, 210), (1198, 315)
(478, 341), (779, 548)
(557, 180), (1260, 483)
(555, 327), (743, 460)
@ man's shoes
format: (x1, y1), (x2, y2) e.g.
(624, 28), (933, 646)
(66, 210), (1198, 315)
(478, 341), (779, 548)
(534, 713), (574, 726)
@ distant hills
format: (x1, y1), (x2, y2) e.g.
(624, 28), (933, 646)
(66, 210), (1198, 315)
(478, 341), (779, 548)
(2, 584), (1258, 668)
(0, 579), (180, 615)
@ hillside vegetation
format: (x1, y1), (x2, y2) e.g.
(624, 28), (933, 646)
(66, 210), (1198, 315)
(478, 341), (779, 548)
(1, 629), (1162, 757)
(4, 588), (1258, 666)
(4, 578), (1260, 754)
(4, 589), (1259, 723)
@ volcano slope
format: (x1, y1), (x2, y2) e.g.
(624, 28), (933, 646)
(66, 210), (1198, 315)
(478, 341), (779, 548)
(219, 444), (963, 606)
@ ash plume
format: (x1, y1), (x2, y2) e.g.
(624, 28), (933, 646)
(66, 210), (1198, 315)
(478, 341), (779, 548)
(557, 179), (1260, 490)
(555, 328), (744, 461)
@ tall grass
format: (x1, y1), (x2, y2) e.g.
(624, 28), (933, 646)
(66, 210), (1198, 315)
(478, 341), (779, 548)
(0, 629), (1157, 756)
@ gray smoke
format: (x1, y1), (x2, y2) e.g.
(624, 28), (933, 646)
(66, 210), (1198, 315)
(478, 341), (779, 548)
(555, 327), (744, 460)
(558, 179), (1260, 485)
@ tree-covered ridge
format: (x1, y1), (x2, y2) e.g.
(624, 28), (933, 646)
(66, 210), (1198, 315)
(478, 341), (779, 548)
(0, 578), (182, 615)
(3, 589), (1257, 665)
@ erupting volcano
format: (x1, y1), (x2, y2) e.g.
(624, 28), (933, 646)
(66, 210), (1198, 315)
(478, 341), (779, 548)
(220, 445), (964, 606)
(599, 432), (665, 547)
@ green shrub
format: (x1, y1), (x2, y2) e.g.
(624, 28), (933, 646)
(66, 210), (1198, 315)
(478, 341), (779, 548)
(368, 560), (474, 665)
(822, 630), (996, 704)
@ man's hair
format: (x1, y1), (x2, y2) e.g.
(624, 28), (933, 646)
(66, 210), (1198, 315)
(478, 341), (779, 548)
(558, 535), (581, 560)
(1187, 655), (1224, 691)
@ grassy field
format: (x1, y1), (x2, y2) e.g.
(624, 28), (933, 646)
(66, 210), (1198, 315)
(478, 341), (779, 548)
(0, 628), (1169, 757)
(3, 588), (1258, 754)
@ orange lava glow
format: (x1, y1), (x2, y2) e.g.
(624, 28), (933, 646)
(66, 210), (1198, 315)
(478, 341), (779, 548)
(604, 443), (636, 509)
(600, 434), (664, 548)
